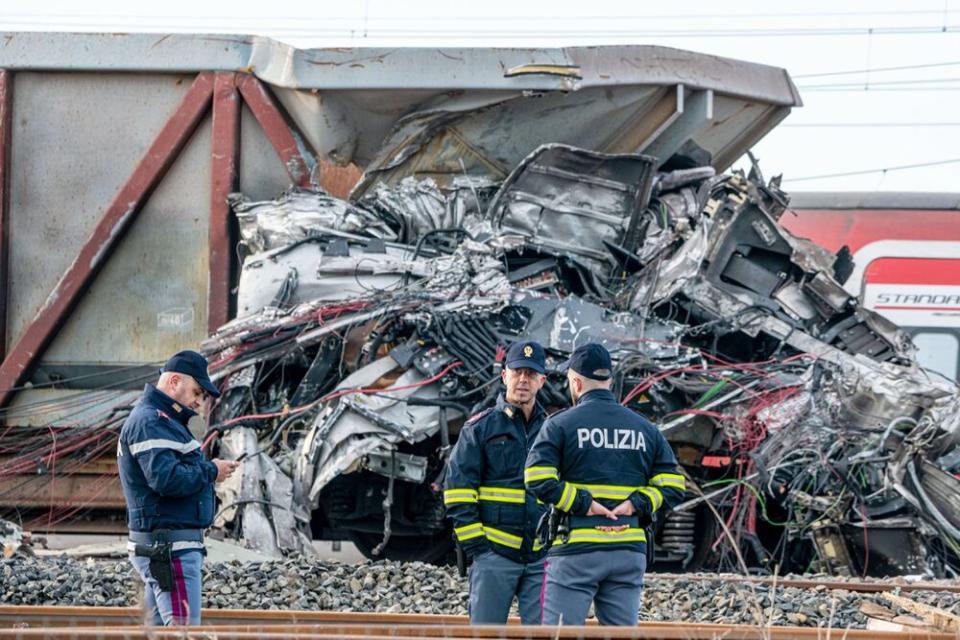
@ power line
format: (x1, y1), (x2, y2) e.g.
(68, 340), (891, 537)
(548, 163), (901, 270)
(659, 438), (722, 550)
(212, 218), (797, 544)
(784, 158), (960, 182)
(1, 21), (958, 38)
(0, 9), (954, 22)
(794, 60), (960, 78)
(798, 76), (960, 89)
(780, 122), (960, 128)
(800, 86), (960, 92)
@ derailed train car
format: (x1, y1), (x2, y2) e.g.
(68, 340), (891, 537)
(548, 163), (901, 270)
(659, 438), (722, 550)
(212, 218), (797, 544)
(206, 158), (960, 576)
(1, 34), (957, 577)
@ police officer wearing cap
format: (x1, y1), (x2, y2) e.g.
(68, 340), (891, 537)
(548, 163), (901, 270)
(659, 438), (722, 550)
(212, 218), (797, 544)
(117, 350), (239, 626)
(443, 341), (550, 624)
(525, 343), (686, 626)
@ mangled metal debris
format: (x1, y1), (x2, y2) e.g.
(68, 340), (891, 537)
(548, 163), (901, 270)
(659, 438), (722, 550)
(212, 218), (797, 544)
(203, 143), (960, 577)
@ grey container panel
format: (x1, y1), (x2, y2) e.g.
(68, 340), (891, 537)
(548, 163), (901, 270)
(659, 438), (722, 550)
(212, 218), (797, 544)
(7, 72), (195, 350)
(239, 104), (295, 200)
(41, 116), (213, 365)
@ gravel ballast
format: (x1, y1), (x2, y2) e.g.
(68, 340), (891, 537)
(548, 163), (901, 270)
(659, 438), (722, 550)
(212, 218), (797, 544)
(2, 556), (958, 628)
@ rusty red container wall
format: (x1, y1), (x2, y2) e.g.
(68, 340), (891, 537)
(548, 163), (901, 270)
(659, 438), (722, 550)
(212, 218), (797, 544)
(0, 70), (358, 415)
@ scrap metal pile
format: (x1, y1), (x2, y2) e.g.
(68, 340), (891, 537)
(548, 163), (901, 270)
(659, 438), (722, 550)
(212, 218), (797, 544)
(202, 144), (960, 577)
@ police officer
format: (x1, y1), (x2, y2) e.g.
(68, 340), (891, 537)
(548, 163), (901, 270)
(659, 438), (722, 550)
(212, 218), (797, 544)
(443, 341), (549, 624)
(118, 350), (239, 626)
(525, 343), (685, 626)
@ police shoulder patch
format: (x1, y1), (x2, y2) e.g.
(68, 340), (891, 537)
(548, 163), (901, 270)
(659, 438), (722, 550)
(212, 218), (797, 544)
(464, 407), (494, 427)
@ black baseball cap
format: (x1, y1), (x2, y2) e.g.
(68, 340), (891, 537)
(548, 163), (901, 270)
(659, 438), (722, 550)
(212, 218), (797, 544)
(560, 343), (613, 380)
(161, 350), (221, 398)
(504, 341), (546, 374)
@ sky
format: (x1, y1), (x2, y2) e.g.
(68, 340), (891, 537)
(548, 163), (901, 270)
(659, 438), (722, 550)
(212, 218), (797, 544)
(1, 0), (958, 193)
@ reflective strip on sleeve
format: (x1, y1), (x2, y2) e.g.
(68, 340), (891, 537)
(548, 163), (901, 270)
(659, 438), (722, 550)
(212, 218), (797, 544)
(443, 488), (479, 505)
(556, 527), (648, 545)
(484, 526), (523, 550)
(478, 486), (526, 504)
(556, 482), (576, 512)
(651, 473), (686, 490)
(454, 522), (485, 542)
(129, 439), (201, 456)
(637, 486), (664, 512)
(571, 483), (633, 501)
(524, 466), (559, 483)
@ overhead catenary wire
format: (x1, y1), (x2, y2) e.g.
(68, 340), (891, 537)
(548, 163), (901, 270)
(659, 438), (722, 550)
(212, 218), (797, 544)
(783, 157), (960, 182)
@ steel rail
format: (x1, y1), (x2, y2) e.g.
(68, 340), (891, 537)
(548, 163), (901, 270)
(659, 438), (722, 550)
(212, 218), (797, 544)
(1, 607), (955, 639)
(649, 573), (960, 594)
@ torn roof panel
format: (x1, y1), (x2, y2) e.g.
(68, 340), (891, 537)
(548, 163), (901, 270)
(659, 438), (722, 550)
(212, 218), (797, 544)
(0, 33), (801, 177)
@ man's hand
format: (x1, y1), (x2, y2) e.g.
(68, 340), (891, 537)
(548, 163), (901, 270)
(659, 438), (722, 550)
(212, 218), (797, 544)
(213, 459), (240, 482)
(586, 500), (617, 520)
(594, 499), (636, 531)
(612, 499), (635, 517)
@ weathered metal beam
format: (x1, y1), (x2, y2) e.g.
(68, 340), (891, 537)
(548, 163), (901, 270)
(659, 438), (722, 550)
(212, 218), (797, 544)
(209, 73), (240, 333)
(0, 70), (11, 362)
(0, 72), (215, 408)
(0, 474), (124, 509)
(236, 74), (313, 188)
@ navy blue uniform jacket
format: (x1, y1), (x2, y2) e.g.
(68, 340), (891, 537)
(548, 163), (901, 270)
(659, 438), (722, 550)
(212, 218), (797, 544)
(117, 384), (218, 534)
(524, 388), (685, 556)
(443, 394), (548, 564)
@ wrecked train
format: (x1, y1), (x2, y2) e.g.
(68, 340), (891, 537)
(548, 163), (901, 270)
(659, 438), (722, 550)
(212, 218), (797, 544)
(0, 36), (956, 578)
(204, 145), (960, 578)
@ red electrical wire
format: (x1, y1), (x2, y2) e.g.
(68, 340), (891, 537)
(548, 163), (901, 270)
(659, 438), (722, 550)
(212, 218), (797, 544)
(202, 361), (463, 452)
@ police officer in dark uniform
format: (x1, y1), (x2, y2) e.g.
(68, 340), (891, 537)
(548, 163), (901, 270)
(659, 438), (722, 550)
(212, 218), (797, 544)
(443, 341), (549, 624)
(118, 350), (238, 626)
(525, 343), (685, 626)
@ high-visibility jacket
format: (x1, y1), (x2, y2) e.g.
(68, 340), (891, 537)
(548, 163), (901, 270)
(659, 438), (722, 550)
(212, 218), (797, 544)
(524, 388), (685, 556)
(443, 394), (548, 563)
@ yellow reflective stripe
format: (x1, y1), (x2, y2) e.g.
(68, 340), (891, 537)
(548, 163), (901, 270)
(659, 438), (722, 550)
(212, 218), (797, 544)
(525, 466), (559, 482)
(443, 488), (478, 505)
(454, 523), (484, 541)
(651, 473), (686, 490)
(572, 483), (633, 500)
(484, 526), (523, 550)
(557, 528), (648, 544)
(556, 482), (576, 512)
(637, 486), (663, 512)
(478, 486), (526, 504)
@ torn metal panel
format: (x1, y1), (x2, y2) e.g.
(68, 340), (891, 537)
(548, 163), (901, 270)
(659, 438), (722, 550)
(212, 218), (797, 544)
(231, 188), (395, 253)
(204, 137), (960, 577)
(487, 145), (656, 271)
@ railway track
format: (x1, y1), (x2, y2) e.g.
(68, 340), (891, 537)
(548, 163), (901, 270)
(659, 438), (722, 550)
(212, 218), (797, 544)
(0, 607), (956, 639)
(649, 573), (960, 594)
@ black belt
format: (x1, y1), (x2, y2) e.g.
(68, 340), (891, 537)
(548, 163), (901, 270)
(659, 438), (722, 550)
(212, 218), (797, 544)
(128, 529), (204, 552)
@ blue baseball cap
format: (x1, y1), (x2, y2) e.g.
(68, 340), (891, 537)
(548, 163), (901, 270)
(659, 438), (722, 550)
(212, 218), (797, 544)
(561, 343), (613, 380)
(504, 341), (546, 374)
(161, 350), (221, 398)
